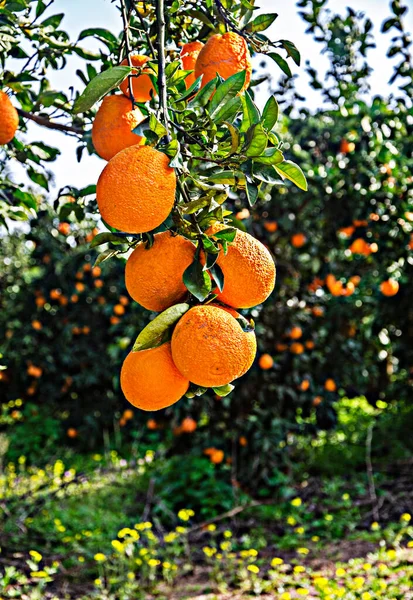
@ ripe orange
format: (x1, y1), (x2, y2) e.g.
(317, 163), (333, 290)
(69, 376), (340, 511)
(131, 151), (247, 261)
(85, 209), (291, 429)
(58, 222), (71, 235)
(180, 41), (204, 88)
(380, 279), (399, 297)
(92, 95), (145, 161)
(110, 316), (120, 325)
(325, 378), (336, 392)
(259, 353), (273, 370)
(235, 208), (250, 220)
(210, 449), (224, 464)
(338, 226), (355, 237)
(313, 396), (322, 407)
(194, 32), (252, 91)
(119, 54), (156, 102)
(114, 304), (125, 316)
(67, 428), (78, 438)
(206, 223), (276, 309)
(27, 365), (42, 378)
(75, 282), (85, 293)
(326, 274), (343, 297)
(32, 320), (42, 330)
(96, 145), (176, 234)
(0, 91), (19, 144)
(121, 341), (189, 411)
(290, 326), (302, 339)
(50, 289), (61, 300)
(340, 139), (355, 154)
(264, 221), (278, 233)
(125, 231), (196, 312)
(92, 266), (101, 277)
(171, 304), (256, 387)
(123, 409), (134, 420)
(299, 379), (310, 391)
(290, 342), (304, 355)
(147, 418), (157, 429)
(349, 238), (371, 255)
(305, 340), (315, 350)
(291, 233), (307, 248)
(181, 417), (197, 433)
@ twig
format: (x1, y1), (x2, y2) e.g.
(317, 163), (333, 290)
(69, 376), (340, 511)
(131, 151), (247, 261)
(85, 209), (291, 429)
(141, 478), (155, 521)
(120, 0), (136, 108)
(214, 0), (247, 38)
(132, 4), (156, 59)
(366, 422), (380, 523)
(156, 0), (171, 141)
(17, 108), (83, 136)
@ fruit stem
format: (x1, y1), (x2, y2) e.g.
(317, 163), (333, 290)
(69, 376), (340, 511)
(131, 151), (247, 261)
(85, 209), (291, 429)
(156, 0), (171, 141)
(214, 0), (247, 38)
(120, 0), (136, 108)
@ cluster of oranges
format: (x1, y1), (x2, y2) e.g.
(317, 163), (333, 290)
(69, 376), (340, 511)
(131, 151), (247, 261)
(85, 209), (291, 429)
(87, 33), (277, 412)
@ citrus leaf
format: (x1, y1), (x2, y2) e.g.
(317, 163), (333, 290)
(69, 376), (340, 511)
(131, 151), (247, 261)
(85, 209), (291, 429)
(212, 96), (242, 124)
(210, 263), (225, 292)
(183, 258), (212, 301)
(209, 70), (246, 116)
(246, 12), (278, 32)
(94, 248), (121, 266)
(133, 303), (190, 351)
(213, 383), (235, 396)
(268, 52), (292, 78)
(175, 76), (203, 102)
(262, 96), (279, 130)
(252, 163), (280, 184)
(189, 77), (218, 107)
(240, 92), (261, 132)
(274, 160), (308, 191)
(253, 147), (284, 165)
(210, 227), (237, 242)
(246, 180), (259, 206)
(279, 40), (301, 66)
(89, 232), (125, 248)
(72, 66), (132, 114)
(245, 123), (268, 157)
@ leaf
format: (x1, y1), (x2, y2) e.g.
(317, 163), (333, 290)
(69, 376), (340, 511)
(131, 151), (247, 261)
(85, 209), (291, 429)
(253, 147), (284, 165)
(94, 249), (120, 266)
(268, 52), (292, 77)
(149, 113), (168, 138)
(274, 160), (308, 191)
(223, 121), (240, 155)
(245, 124), (268, 157)
(247, 12), (278, 32)
(252, 163), (280, 184)
(209, 71), (246, 116)
(210, 227), (237, 242)
(89, 232), (125, 248)
(280, 40), (301, 66)
(41, 13), (64, 28)
(183, 259), (212, 301)
(28, 167), (49, 190)
(212, 383), (234, 397)
(262, 96), (279, 130)
(175, 76), (203, 102)
(210, 263), (224, 292)
(133, 304), (190, 351)
(78, 28), (118, 48)
(246, 180), (259, 205)
(72, 66), (132, 114)
(241, 92), (261, 132)
(212, 96), (242, 124)
(189, 78), (218, 107)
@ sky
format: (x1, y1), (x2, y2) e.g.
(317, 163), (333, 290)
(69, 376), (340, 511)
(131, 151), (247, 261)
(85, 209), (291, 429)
(9, 0), (413, 196)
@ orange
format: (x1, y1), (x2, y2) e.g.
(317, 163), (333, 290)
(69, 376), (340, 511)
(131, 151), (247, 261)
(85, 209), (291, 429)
(180, 41), (204, 88)
(380, 279), (399, 297)
(110, 316), (120, 325)
(235, 208), (250, 220)
(147, 418), (157, 429)
(58, 222), (71, 235)
(0, 91), (18, 144)
(171, 304), (256, 387)
(181, 417), (197, 433)
(114, 304), (125, 316)
(32, 320), (42, 331)
(340, 139), (355, 154)
(121, 341), (189, 411)
(325, 378), (336, 392)
(75, 282), (85, 293)
(206, 223), (275, 309)
(210, 449), (224, 464)
(353, 219), (368, 227)
(123, 409), (134, 420)
(264, 221), (278, 233)
(313, 396), (322, 407)
(119, 54), (156, 102)
(50, 289), (61, 300)
(291, 233), (306, 248)
(239, 436), (247, 447)
(96, 145), (176, 234)
(290, 326), (302, 339)
(259, 353), (273, 370)
(299, 379), (310, 391)
(194, 32), (251, 91)
(119, 295), (129, 306)
(290, 342), (304, 355)
(92, 266), (101, 277)
(125, 231), (196, 312)
(305, 340), (315, 350)
(338, 226), (355, 237)
(94, 279), (104, 288)
(326, 274), (343, 297)
(67, 428), (78, 438)
(27, 365), (42, 378)
(349, 238), (371, 255)
(92, 95), (145, 161)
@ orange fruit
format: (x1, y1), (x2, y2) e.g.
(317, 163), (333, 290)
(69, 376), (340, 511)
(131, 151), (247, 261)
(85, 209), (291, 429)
(121, 341), (189, 411)
(194, 32), (252, 90)
(338, 226), (355, 237)
(299, 379), (310, 391)
(50, 289), (62, 300)
(313, 396), (322, 407)
(326, 274), (343, 297)
(324, 378), (336, 392)
(94, 279), (104, 288)
(119, 417), (127, 427)
(119, 54), (156, 102)
(71, 294), (79, 303)
(92, 95), (145, 161)
(114, 304), (125, 316)
(75, 282), (85, 293)
(110, 316), (120, 325)
(180, 41), (204, 88)
(340, 139), (355, 154)
(290, 342), (304, 355)
(67, 428), (78, 438)
(119, 295), (129, 306)
(92, 266), (101, 277)
(259, 353), (273, 370)
(305, 340), (315, 350)
(264, 221), (278, 233)
(181, 417), (197, 433)
(123, 409), (134, 420)
(147, 418), (157, 429)
(290, 326), (302, 340)
(239, 436), (247, 447)
(96, 145), (176, 234)
(206, 223), (275, 309)
(353, 219), (368, 227)
(210, 449), (224, 464)
(125, 231), (196, 312)
(291, 233), (306, 248)
(27, 365), (42, 378)
(349, 238), (371, 255)
(32, 320), (42, 330)
(171, 304), (256, 387)
(380, 279), (399, 297)
(235, 208), (250, 220)
(58, 222), (71, 235)
(0, 91), (18, 144)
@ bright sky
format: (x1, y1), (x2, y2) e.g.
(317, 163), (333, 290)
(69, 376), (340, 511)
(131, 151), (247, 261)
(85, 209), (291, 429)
(11, 0), (413, 196)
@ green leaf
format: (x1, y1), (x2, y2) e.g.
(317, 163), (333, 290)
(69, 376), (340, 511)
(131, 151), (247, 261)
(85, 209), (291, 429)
(209, 71), (246, 116)
(274, 160), (308, 191)
(241, 92), (261, 133)
(247, 12), (278, 32)
(223, 122), (240, 155)
(246, 180), (259, 205)
(253, 147), (284, 165)
(210, 263), (225, 292)
(94, 248), (121, 266)
(212, 96), (242, 124)
(212, 383), (234, 396)
(175, 76), (203, 102)
(189, 78), (218, 107)
(210, 227), (237, 242)
(133, 303), (190, 351)
(268, 53), (292, 78)
(27, 167), (49, 190)
(72, 66), (132, 114)
(245, 123), (268, 157)
(89, 232), (125, 248)
(183, 259), (212, 301)
(252, 164), (280, 184)
(41, 13), (64, 28)
(262, 96), (279, 130)
(149, 113), (168, 138)
(280, 40), (301, 66)
(78, 28), (118, 48)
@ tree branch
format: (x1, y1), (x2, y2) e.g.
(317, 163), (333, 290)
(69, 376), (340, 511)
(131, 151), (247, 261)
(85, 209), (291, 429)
(120, 0), (136, 107)
(214, 0), (247, 38)
(132, 4), (156, 59)
(156, 0), (171, 141)
(17, 109), (84, 136)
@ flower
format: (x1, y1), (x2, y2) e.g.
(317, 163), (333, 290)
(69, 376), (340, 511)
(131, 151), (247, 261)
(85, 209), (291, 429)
(297, 589), (309, 596)
(29, 550), (42, 562)
(280, 594), (291, 600)
(295, 527), (305, 534)
(247, 564), (259, 574)
(223, 530), (232, 538)
(207, 524), (216, 532)
(294, 565), (305, 573)
(291, 497), (302, 507)
(297, 547), (309, 555)
(401, 513), (411, 522)
(31, 571), (48, 578)
(111, 540), (124, 553)
(361, 593), (371, 600)
(336, 567), (346, 576)
(94, 553), (106, 562)
(271, 557), (284, 566)
(287, 516), (297, 526)
(371, 521), (380, 530)
(178, 508), (195, 521)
